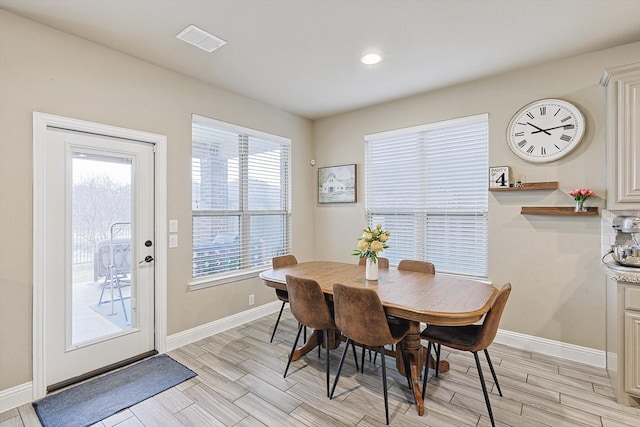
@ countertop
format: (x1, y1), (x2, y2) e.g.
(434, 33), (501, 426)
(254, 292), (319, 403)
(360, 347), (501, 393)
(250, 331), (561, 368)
(602, 261), (640, 283)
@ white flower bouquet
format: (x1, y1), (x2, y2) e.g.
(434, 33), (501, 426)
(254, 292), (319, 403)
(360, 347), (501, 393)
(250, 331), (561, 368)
(352, 224), (390, 263)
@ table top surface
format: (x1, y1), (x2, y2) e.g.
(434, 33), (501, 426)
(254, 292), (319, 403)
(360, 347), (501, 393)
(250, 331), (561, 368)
(260, 261), (498, 325)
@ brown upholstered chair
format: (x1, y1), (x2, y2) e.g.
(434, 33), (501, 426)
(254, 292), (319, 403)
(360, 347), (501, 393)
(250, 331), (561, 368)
(358, 256), (389, 269)
(420, 283), (511, 427)
(270, 255), (298, 343)
(330, 283), (411, 425)
(358, 256), (389, 365)
(283, 275), (359, 397)
(367, 259), (435, 365)
(397, 259), (435, 274)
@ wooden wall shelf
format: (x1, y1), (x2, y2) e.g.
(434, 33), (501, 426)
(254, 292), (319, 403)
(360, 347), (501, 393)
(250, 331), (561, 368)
(521, 206), (599, 216)
(489, 181), (558, 191)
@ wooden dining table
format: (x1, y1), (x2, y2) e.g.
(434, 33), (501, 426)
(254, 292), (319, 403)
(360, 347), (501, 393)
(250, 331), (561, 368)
(260, 261), (497, 416)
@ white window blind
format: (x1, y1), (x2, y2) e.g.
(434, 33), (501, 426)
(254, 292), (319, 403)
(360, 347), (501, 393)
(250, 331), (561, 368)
(192, 115), (291, 281)
(365, 114), (488, 278)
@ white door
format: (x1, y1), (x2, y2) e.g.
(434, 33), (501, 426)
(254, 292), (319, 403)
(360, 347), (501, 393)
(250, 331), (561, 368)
(42, 127), (156, 388)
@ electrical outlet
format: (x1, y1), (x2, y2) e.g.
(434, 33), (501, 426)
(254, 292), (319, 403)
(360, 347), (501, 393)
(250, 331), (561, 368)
(249, 294), (255, 306)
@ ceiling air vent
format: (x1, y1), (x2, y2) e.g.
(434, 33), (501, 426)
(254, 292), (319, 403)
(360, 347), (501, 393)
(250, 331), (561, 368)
(176, 25), (227, 53)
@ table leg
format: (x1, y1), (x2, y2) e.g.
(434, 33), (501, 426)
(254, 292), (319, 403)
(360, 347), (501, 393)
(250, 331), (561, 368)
(395, 321), (450, 416)
(291, 329), (341, 361)
(396, 322), (425, 415)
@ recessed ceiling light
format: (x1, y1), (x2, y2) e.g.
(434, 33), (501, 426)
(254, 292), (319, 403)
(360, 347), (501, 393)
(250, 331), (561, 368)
(176, 24), (227, 53)
(361, 53), (382, 65)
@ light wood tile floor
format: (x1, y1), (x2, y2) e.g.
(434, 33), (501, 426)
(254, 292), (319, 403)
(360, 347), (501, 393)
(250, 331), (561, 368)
(2, 310), (640, 426)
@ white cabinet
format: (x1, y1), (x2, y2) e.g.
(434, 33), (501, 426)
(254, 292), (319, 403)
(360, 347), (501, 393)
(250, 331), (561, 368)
(602, 63), (640, 210)
(608, 277), (640, 406)
(625, 311), (640, 395)
(624, 287), (640, 396)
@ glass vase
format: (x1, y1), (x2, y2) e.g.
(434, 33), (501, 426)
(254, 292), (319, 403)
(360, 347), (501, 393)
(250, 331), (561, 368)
(574, 199), (587, 212)
(365, 258), (379, 281)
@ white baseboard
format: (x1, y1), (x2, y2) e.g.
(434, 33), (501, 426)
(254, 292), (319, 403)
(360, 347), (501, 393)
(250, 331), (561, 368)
(1, 305), (605, 414)
(0, 382), (32, 414)
(495, 329), (606, 368)
(164, 303), (607, 367)
(166, 301), (282, 351)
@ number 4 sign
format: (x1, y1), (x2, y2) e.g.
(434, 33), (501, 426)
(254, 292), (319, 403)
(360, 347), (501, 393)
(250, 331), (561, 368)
(489, 166), (512, 188)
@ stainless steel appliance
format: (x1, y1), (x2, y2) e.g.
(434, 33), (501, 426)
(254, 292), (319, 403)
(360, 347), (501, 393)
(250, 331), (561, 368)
(609, 216), (640, 267)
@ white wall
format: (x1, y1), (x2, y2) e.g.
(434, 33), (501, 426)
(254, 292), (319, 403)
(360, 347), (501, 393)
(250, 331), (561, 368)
(1, 4), (638, 396)
(0, 9), (314, 391)
(312, 41), (640, 351)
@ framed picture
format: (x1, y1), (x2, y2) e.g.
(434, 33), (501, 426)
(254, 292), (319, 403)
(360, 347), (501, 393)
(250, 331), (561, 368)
(318, 164), (357, 204)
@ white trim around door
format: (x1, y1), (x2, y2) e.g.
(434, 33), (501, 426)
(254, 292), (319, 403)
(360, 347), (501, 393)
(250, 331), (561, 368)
(32, 112), (168, 400)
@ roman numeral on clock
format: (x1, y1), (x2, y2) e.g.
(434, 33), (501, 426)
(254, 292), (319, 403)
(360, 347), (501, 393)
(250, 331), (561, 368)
(560, 134), (571, 142)
(527, 145), (535, 154)
(518, 140), (527, 148)
(540, 106), (546, 115)
(541, 146), (546, 155)
(563, 124), (574, 130)
(561, 116), (571, 123)
(514, 132), (524, 137)
(526, 112), (535, 119)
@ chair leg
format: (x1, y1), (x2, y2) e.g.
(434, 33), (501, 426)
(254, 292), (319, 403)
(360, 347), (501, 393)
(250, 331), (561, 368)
(484, 349), (502, 397)
(434, 343), (442, 377)
(98, 273), (108, 305)
(380, 346), (390, 425)
(361, 344), (366, 373)
(284, 323), (303, 378)
(325, 330), (331, 397)
(330, 338), (351, 399)
(350, 341), (360, 372)
(399, 341), (413, 398)
(473, 351), (496, 427)
(422, 340), (432, 400)
(114, 274), (128, 323)
(270, 301), (286, 343)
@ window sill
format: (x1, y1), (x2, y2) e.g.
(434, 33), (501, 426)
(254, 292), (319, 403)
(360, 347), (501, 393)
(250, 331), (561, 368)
(188, 266), (270, 291)
(438, 271), (491, 285)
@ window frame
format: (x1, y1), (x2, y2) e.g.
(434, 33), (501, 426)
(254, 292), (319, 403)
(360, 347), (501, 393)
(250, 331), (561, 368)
(364, 113), (489, 279)
(189, 114), (292, 290)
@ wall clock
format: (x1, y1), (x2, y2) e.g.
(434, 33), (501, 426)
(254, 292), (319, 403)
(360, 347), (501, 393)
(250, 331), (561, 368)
(506, 98), (585, 163)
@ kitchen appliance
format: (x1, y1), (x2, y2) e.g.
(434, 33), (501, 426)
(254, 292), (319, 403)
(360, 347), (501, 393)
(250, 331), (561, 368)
(609, 216), (640, 267)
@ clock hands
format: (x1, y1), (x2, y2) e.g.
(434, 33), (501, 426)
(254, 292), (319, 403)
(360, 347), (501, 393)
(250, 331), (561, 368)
(526, 122), (552, 136)
(531, 124), (572, 134)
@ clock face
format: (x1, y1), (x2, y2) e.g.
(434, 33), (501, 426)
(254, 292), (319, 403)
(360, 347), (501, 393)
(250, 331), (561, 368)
(507, 99), (585, 163)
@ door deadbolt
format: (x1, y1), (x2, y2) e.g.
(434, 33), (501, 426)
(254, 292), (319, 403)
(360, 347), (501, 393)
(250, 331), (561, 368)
(145, 240), (153, 247)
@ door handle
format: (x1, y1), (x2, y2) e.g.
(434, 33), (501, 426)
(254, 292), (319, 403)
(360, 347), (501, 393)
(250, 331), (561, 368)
(139, 255), (154, 264)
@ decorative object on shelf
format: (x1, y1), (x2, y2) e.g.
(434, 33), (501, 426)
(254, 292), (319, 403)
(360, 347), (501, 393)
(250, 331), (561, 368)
(569, 188), (595, 212)
(506, 98), (586, 163)
(318, 164), (357, 204)
(352, 224), (390, 281)
(489, 166), (512, 188)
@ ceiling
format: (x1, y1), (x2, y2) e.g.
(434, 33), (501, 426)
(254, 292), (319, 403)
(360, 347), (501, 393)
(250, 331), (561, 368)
(1, 0), (639, 120)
